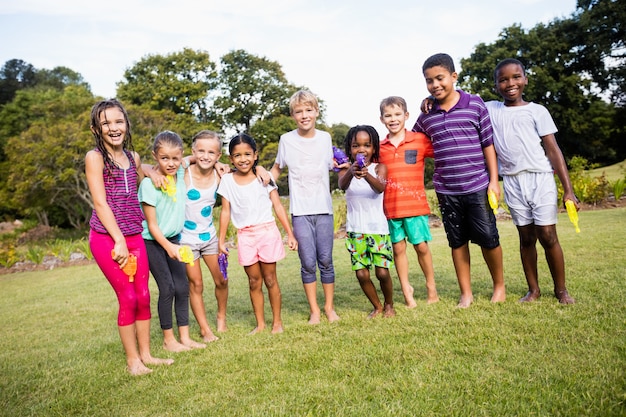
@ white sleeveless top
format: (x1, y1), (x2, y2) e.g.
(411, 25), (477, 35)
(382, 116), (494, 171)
(345, 163), (389, 234)
(180, 168), (218, 244)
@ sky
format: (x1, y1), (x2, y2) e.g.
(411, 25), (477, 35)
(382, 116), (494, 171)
(0, 0), (578, 136)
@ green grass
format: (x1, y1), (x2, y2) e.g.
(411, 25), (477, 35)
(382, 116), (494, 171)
(1, 208), (625, 417)
(588, 159), (626, 183)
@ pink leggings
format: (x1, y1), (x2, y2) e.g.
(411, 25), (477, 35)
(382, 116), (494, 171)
(90, 231), (151, 326)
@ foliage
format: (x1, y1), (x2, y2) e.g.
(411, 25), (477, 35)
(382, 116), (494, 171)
(457, 0), (625, 165)
(559, 156), (610, 203)
(212, 49), (298, 133)
(610, 178), (625, 200)
(1, 208), (625, 416)
(117, 48), (217, 122)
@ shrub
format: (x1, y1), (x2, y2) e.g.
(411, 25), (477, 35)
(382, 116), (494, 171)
(561, 156), (610, 204)
(610, 178), (625, 200)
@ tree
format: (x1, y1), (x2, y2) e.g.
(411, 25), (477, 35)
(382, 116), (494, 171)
(117, 48), (217, 122)
(213, 50), (298, 133)
(0, 59), (37, 106)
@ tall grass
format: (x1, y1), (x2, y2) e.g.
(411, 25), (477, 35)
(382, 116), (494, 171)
(0, 208), (625, 417)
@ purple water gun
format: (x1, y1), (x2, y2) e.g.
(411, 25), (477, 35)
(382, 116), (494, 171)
(356, 153), (366, 169)
(332, 146), (350, 172)
(218, 252), (228, 280)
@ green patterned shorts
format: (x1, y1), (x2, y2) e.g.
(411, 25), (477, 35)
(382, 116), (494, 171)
(345, 232), (394, 271)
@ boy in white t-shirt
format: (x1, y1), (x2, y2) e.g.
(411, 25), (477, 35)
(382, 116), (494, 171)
(270, 90), (340, 324)
(488, 58), (576, 304)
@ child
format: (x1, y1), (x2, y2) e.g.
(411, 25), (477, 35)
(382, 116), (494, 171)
(269, 90), (340, 324)
(379, 96), (439, 307)
(487, 58), (576, 304)
(85, 99), (173, 375)
(413, 53), (506, 308)
(139, 131), (206, 351)
(218, 133), (297, 334)
(180, 130), (227, 341)
(338, 125), (396, 318)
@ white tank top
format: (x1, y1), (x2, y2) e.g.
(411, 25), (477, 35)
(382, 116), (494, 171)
(345, 163), (389, 234)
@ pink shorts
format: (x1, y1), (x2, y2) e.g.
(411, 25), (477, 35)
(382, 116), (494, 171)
(237, 221), (285, 266)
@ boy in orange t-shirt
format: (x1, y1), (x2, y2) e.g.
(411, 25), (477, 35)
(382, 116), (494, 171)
(379, 96), (438, 306)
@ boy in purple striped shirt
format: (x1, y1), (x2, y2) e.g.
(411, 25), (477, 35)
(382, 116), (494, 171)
(412, 53), (506, 308)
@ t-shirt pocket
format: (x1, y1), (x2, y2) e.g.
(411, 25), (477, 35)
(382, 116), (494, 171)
(404, 150), (417, 164)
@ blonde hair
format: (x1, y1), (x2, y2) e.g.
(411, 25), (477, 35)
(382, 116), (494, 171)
(379, 96), (408, 115)
(191, 130), (221, 149)
(289, 90), (319, 114)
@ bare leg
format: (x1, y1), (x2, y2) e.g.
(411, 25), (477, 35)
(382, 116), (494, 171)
(135, 319), (173, 367)
(162, 328), (190, 352)
(375, 266), (396, 318)
(414, 241), (439, 303)
(245, 263), (266, 334)
(482, 245), (506, 303)
(260, 262), (283, 333)
(323, 282), (340, 322)
(392, 240), (416, 308)
(118, 323), (152, 375)
(451, 244), (473, 308)
(303, 282), (321, 324)
(186, 262), (218, 343)
(355, 268), (383, 318)
(517, 225), (541, 302)
(204, 254), (229, 332)
(537, 225), (575, 304)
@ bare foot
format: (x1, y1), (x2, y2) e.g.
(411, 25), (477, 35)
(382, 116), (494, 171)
(163, 340), (191, 353)
(426, 287), (439, 304)
(456, 295), (474, 308)
(308, 312), (321, 325)
(271, 323), (284, 334)
(249, 325), (266, 335)
(491, 287), (506, 303)
(404, 285), (417, 308)
(519, 290), (540, 303)
(325, 310), (340, 323)
(216, 317), (228, 333)
(202, 333), (219, 343)
(556, 290), (575, 305)
(383, 303), (396, 318)
(367, 308), (383, 319)
(182, 339), (207, 349)
(141, 356), (174, 366)
(127, 358), (152, 376)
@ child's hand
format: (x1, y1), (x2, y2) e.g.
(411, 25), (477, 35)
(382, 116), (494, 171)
(287, 234), (298, 251)
(420, 96), (435, 114)
(215, 162), (231, 177)
(146, 166), (167, 189)
(111, 242), (130, 267)
(167, 243), (182, 261)
(562, 192), (579, 210)
(218, 241), (229, 255)
(255, 165), (272, 186)
(351, 161), (368, 179)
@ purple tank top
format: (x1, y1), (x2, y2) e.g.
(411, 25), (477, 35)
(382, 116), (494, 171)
(89, 149), (144, 236)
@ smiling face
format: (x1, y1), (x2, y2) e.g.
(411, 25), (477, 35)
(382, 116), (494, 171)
(229, 142), (257, 175)
(96, 107), (127, 151)
(153, 144), (183, 176)
(192, 137), (221, 171)
(423, 65), (458, 106)
(380, 104), (408, 135)
(291, 103), (319, 137)
(494, 62), (528, 106)
(350, 130), (374, 164)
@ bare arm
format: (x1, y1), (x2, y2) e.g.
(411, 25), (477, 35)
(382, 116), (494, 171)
(270, 163), (282, 183)
(483, 144), (501, 199)
(543, 134), (578, 209)
(269, 190), (297, 251)
(85, 151), (130, 267)
(218, 197), (231, 255)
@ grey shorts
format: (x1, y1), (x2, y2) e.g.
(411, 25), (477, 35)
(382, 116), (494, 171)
(503, 172), (558, 227)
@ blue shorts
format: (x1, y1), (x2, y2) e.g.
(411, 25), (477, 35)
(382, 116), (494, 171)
(387, 215), (432, 245)
(437, 191), (500, 249)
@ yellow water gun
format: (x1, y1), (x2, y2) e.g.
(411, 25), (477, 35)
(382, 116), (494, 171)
(565, 200), (580, 233)
(160, 175), (177, 201)
(179, 245), (194, 266)
(487, 190), (498, 215)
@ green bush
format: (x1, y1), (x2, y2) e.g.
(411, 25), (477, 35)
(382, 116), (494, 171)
(610, 178), (625, 200)
(560, 156), (610, 204)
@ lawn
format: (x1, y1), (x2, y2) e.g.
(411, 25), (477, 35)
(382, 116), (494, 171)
(0, 208), (625, 417)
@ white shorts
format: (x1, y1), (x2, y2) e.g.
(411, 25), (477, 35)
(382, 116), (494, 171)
(503, 172), (558, 227)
